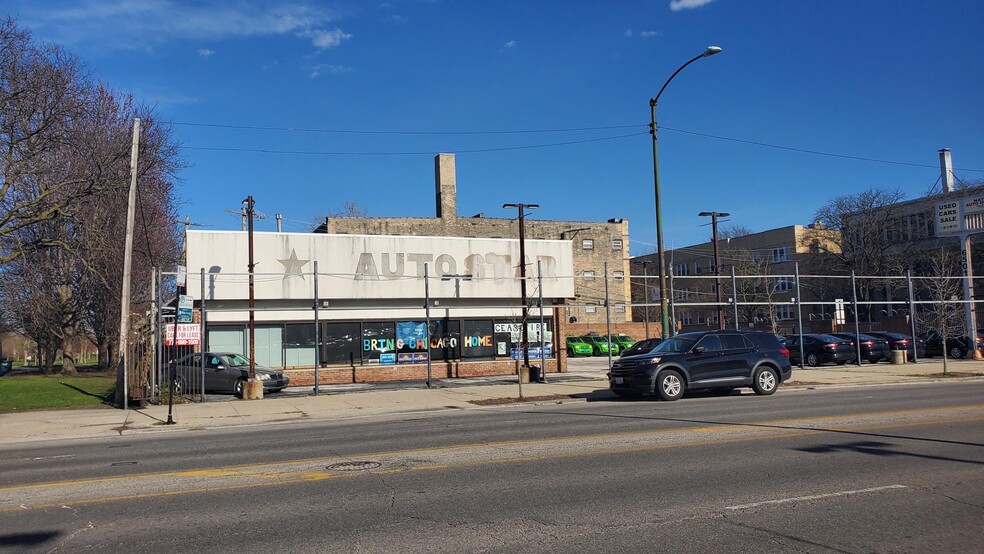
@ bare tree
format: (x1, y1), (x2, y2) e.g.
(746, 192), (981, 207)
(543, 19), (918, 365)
(803, 187), (912, 323)
(916, 248), (963, 374)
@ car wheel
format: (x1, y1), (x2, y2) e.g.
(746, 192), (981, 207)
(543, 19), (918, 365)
(234, 378), (246, 398)
(655, 370), (684, 401)
(567, 348), (574, 356)
(806, 353), (820, 367)
(949, 346), (965, 359)
(752, 366), (779, 396)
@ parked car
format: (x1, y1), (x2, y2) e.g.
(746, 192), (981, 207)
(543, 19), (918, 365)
(170, 352), (290, 397)
(920, 330), (984, 359)
(581, 335), (620, 356)
(830, 332), (891, 363)
(565, 336), (594, 357)
(608, 330), (792, 400)
(619, 337), (663, 357)
(607, 334), (637, 352)
(785, 334), (857, 367)
(864, 331), (927, 360)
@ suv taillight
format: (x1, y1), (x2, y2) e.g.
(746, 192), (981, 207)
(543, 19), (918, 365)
(779, 347), (790, 360)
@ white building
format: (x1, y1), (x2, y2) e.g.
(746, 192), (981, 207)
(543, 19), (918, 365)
(183, 230), (575, 383)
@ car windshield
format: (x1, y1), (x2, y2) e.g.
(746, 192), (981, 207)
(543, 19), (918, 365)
(220, 354), (251, 367)
(652, 336), (698, 353)
(567, 338), (585, 344)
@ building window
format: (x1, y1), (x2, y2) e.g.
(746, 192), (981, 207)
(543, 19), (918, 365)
(772, 247), (789, 263)
(614, 304), (625, 313)
(775, 305), (794, 320)
(708, 258), (715, 272)
(680, 312), (692, 325)
(582, 239), (594, 250)
(612, 239), (623, 250)
(585, 304), (597, 313)
(697, 312), (706, 325)
(428, 319), (461, 362)
(774, 278), (791, 292)
(613, 270), (624, 281)
(584, 270), (595, 281)
(694, 260), (702, 274)
(675, 263), (689, 276)
(752, 250), (761, 262)
(324, 322), (361, 365)
(363, 321), (397, 364)
(462, 320), (494, 361)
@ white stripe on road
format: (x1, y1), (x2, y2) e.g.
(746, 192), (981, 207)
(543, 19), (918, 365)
(726, 484), (909, 510)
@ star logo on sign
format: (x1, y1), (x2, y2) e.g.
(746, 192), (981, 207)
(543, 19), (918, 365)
(278, 249), (310, 280)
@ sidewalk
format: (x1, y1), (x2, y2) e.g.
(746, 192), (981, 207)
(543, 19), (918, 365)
(1, 358), (982, 446)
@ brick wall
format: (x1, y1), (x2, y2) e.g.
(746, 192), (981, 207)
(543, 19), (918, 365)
(284, 357), (561, 386)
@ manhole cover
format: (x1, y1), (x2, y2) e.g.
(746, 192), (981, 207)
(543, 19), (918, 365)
(326, 461), (381, 472)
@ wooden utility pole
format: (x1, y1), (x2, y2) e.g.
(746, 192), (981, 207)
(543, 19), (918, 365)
(117, 118), (140, 409)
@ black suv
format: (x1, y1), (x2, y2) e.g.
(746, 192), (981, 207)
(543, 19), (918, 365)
(608, 330), (792, 401)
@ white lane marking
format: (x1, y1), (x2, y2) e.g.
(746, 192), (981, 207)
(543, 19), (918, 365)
(726, 485), (909, 510)
(29, 455), (75, 461)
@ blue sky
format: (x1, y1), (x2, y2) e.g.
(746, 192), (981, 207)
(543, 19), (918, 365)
(6, 0), (984, 254)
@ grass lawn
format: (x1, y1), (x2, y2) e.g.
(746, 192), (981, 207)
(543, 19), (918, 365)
(0, 374), (116, 412)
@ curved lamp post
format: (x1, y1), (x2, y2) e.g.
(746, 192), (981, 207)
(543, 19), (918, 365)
(651, 45), (722, 339)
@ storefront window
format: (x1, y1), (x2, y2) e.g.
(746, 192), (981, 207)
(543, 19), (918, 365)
(462, 320), (494, 360)
(429, 319), (461, 361)
(396, 321), (429, 364)
(363, 322), (396, 364)
(324, 322), (360, 366)
(284, 323), (316, 367)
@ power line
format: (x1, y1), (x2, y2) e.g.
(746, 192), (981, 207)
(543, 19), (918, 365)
(168, 118), (984, 172)
(184, 132), (647, 156)
(167, 121), (644, 135)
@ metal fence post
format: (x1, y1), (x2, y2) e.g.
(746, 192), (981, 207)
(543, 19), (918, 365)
(605, 262), (612, 370)
(731, 265), (739, 330)
(313, 260), (320, 395)
(200, 268), (206, 401)
(907, 269), (918, 362)
(538, 260), (546, 383)
(851, 270), (862, 364)
(424, 263), (432, 388)
(155, 267), (163, 403)
(669, 267), (676, 337)
(794, 261), (804, 342)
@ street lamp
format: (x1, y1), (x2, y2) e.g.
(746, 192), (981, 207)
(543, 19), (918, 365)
(503, 203), (539, 380)
(699, 211), (730, 329)
(651, 45), (722, 339)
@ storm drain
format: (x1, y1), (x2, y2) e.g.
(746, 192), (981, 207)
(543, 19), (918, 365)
(326, 461), (382, 472)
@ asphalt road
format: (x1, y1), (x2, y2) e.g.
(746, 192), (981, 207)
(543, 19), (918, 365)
(1, 381), (982, 553)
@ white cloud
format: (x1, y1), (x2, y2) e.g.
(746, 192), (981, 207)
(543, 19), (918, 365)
(301, 28), (353, 49)
(309, 64), (354, 78)
(16, 1), (352, 51)
(623, 29), (633, 37)
(640, 31), (661, 38)
(504, 40), (517, 48)
(669, 0), (716, 11)
(198, 48), (215, 57)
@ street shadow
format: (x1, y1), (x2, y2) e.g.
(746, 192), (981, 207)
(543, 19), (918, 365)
(60, 382), (115, 405)
(0, 531), (62, 547)
(795, 440), (984, 466)
(518, 409), (984, 453)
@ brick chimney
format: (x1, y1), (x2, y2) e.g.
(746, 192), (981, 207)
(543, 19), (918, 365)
(435, 153), (457, 219)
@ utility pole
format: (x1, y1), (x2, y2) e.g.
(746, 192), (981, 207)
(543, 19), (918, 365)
(503, 203), (539, 380)
(642, 261), (651, 338)
(243, 196), (262, 399)
(117, 117), (140, 410)
(699, 211), (729, 329)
